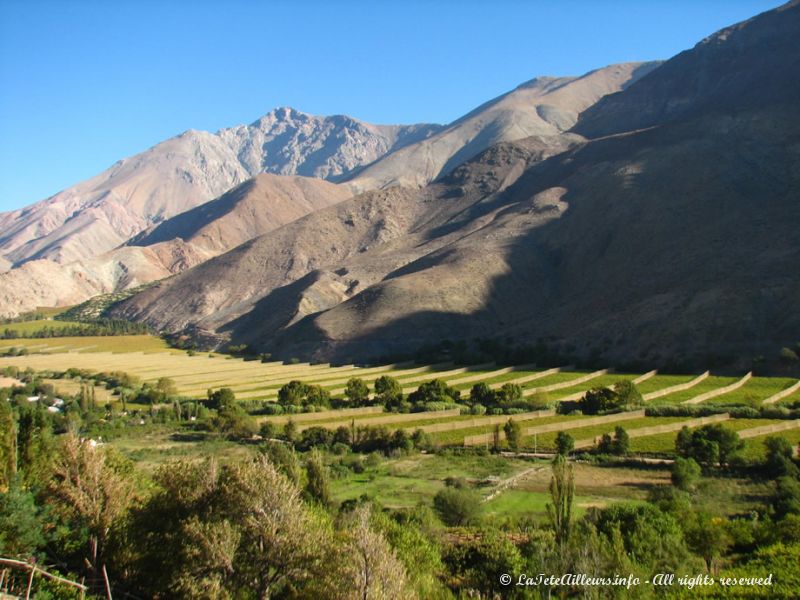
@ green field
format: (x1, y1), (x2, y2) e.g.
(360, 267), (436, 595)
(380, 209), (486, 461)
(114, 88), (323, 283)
(1, 318), (88, 335)
(628, 418), (792, 454)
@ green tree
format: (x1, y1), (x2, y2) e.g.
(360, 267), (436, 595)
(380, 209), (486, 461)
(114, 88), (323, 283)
(374, 375), (403, 405)
(547, 454), (575, 550)
(498, 382), (522, 405)
(344, 377), (370, 405)
(685, 512), (731, 574)
(503, 418), (522, 451)
(278, 380), (309, 406)
(579, 386), (622, 414)
(305, 384), (331, 408)
(671, 457), (702, 492)
(612, 426), (630, 455)
(555, 431), (574, 456)
(469, 382), (495, 406)
(764, 436), (799, 478)
(156, 377), (178, 399)
(0, 484), (45, 558)
(0, 395), (16, 490)
(207, 387), (236, 410)
(614, 380), (643, 407)
(304, 450), (332, 508)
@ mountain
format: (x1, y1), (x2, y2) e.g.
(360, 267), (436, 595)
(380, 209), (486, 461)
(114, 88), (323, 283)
(0, 109), (441, 267)
(128, 173), (356, 254)
(346, 62), (659, 191)
(0, 174), (354, 317)
(115, 1), (800, 368)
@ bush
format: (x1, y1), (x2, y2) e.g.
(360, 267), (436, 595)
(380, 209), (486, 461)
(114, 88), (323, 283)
(671, 457), (701, 491)
(433, 487), (482, 526)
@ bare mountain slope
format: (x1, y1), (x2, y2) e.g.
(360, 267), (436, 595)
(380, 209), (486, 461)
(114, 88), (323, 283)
(0, 109), (440, 267)
(112, 136), (576, 338)
(347, 62), (659, 191)
(129, 174), (355, 254)
(0, 173), (354, 316)
(116, 1), (800, 367)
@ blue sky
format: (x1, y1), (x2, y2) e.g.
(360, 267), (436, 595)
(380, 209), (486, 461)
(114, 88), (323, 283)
(0, 0), (780, 212)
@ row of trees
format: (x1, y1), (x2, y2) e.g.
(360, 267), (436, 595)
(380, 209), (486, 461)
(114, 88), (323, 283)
(1, 318), (150, 340)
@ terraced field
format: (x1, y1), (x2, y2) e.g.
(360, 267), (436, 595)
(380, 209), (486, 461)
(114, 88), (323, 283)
(628, 418), (792, 454)
(646, 375), (740, 405)
(2, 335), (798, 452)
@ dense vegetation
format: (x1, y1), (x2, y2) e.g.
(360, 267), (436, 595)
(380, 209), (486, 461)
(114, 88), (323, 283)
(2, 367), (800, 598)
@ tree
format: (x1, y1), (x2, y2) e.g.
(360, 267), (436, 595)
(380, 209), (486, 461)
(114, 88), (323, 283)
(207, 387), (236, 410)
(408, 379), (459, 405)
(433, 487), (482, 526)
(374, 376), (403, 406)
(671, 457), (701, 492)
(772, 476), (800, 519)
(0, 395), (16, 490)
(283, 419), (298, 445)
(127, 456), (335, 599)
(339, 504), (412, 600)
(555, 431), (574, 456)
(547, 454), (574, 549)
(612, 426), (630, 455)
(0, 484), (44, 558)
(676, 424), (743, 467)
(345, 378), (370, 405)
(305, 384), (331, 408)
(578, 386), (622, 414)
(764, 436), (799, 478)
(304, 450), (332, 508)
(503, 418), (522, 451)
(685, 512), (731, 574)
(613, 380), (643, 407)
(48, 435), (135, 585)
(498, 382), (522, 405)
(469, 382), (495, 406)
(156, 377), (178, 399)
(278, 380), (309, 406)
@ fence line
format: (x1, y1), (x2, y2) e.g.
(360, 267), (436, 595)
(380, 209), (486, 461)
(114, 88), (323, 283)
(633, 370), (658, 384)
(463, 410), (646, 446)
(297, 408), (463, 432)
(259, 406), (383, 424)
(573, 413), (731, 449)
(736, 419), (800, 439)
(762, 380), (800, 405)
(408, 409), (556, 435)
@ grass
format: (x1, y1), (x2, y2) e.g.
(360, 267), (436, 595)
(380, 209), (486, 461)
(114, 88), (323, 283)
(523, 416), (690, 451)
(329, 453), (531, 509)
(628, 418), (792, 455)
(646, 375), (740, 405)
(635, 374), (698, 395)
(0, 319), (88, 334)
(712, 377), (799, 406)
(431, 415), (590, 445)
(0, 334), (175, 353)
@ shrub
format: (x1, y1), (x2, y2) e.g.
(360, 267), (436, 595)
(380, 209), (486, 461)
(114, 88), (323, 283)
(433, 487), (482, 526)
(671, 457), (701, 491)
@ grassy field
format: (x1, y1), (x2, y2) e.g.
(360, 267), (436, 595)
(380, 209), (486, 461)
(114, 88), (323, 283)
(0, 335), (176, 354)
(646, 375), (740, 405)
(1, 318), (88, 335)
(628, 418), (791, 454)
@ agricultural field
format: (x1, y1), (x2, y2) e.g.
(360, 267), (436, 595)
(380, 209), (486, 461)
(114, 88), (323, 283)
(2, 333), (799, 459)
(0, 318), (88, 335)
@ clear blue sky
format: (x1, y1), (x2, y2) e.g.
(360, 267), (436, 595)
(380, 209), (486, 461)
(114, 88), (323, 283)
(0, 0), (781, 212)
